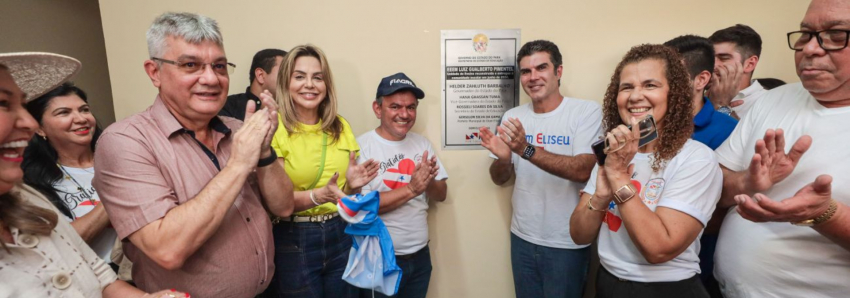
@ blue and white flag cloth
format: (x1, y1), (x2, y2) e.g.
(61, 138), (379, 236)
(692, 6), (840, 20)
(338, 191), (402, 295)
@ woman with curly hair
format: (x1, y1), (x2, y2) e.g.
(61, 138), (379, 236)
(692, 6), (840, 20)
(569, 44), (722, 297)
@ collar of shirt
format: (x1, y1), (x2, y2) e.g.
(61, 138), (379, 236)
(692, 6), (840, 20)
(245, 86), (261, 105)
(736, 79), (765, 100)
(694, 96), (716, 128)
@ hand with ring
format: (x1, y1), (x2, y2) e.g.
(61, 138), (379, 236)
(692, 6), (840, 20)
(497, 117), (530, 155)
(602, 117), (640, 176)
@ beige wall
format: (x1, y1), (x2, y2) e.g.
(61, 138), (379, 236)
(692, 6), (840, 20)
(99, 1), (809, 296)
(0, 0), (115, 125)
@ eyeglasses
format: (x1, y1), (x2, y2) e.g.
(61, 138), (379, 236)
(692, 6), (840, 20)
(151, 57), (236, 75)
(787, 30), (850, 51)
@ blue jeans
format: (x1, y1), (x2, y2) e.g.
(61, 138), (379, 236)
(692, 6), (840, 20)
(361, 245), (432, 298)
(271, 216), (359, 298)
(511, 233), (589, 298)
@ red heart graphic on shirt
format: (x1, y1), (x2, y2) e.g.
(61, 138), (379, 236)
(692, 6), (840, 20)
(383, 159), (416, 190)
(79, 200), (98, 206)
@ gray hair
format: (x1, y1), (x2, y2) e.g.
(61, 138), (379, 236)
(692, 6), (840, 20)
(146, 12), (224, 58)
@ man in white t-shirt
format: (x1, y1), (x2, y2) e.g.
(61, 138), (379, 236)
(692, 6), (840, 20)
(708, 24), (768, 120)
(357, 72), (448, 298)
(479, 40), (603, 298)
(714, 1), (850, 297)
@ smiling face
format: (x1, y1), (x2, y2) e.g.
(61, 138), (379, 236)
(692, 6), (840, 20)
(519, 51), (563, 102)
(616, 59), (670, 127)
(0, 68), (39, 194)
(148, 36), (229, 124)
(288, 56), (327, 120)
(795, 0), (850, 105)
(374, 90), (418, 141)
(37, 94), (96, 150)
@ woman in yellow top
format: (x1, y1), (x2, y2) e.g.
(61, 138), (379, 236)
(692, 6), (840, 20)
(269, 44), (379, 298)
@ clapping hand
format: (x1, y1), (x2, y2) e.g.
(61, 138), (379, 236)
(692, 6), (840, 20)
(315, 172), (348, 205)
(498, 117), (530, 154)
(345, 151), (379, 190)
(256, 90), (280, 155)
(231, 103), (272, 169)
(407, 150), (440, 196)
(735, 175), (833, 223)
(743, 129), (811, 194)
(479, 126), (511, 161)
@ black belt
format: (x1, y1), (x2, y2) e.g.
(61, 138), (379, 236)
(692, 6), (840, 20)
(396, 245), (428, 260)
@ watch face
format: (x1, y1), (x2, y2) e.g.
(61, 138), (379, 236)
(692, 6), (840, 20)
(522, 145), (535, 159)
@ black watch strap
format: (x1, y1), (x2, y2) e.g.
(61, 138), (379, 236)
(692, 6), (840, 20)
(521, 145), (536, 160)
(257, 148), (278, 167)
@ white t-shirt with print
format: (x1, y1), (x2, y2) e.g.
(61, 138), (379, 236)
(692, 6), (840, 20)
(357, 130), (448, 255)
(490, 97), (603, 249)
(714, 83), (850, 298)
(54, 166), (117, 261)
(583, 139), (722, 282)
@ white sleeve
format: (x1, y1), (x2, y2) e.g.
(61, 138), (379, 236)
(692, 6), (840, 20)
(582, 164), (601, 195)
(573, 102), (604, 155)
(656, 148), (723, 226)
(428, 142), (449, 181)
(715, 95), (762, 172)
(355, 134), (370, 164)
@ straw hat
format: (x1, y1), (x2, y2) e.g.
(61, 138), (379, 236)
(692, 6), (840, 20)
(0, 52), (81, 102)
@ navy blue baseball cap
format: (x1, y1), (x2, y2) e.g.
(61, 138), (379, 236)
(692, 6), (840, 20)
(375, 72), (425, 100)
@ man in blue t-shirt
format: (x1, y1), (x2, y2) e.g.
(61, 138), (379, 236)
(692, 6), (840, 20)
(664, 34), (737, 298)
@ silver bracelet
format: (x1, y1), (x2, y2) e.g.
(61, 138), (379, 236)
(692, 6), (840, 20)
(310, 189), (321, 206)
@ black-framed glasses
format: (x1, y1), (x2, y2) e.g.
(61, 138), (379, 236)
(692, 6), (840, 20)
(151, 57), (236, 75)
(787, 30), (850, 51)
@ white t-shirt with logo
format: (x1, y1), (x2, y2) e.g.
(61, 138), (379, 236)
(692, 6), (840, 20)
(714, 83), (850, 298)
(490, 97), (603, 249)
(583, 139), (722, 282)
(357, 130), (449, 255)
(53, 166), (117, 261)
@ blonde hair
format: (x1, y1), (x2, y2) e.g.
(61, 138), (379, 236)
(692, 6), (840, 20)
(0, 187), (58, 252)
(275, 44), (342, 142)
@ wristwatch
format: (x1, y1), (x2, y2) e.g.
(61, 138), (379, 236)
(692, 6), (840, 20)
(520, 145), (537, 160)
(792, 200), (838, 226)
(613, 183), (637, 205)
(521, 145), (536, 160)
(717, 105), (733, 116)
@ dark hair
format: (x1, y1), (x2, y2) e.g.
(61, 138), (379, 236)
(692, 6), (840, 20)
(664, 35), (715, 80)
(517, 40), (563, 85)
(602, 44), (694, 172)
(248, 48), (287, 83)
(709, 24), (762, 60)
(755, 78), (787, 90)
(21, 82), (102, 219)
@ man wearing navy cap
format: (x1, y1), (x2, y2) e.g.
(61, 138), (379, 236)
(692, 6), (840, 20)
(356, 72), (448, 298)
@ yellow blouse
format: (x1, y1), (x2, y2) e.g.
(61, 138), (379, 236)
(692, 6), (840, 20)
(271, 115), (360, 216)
